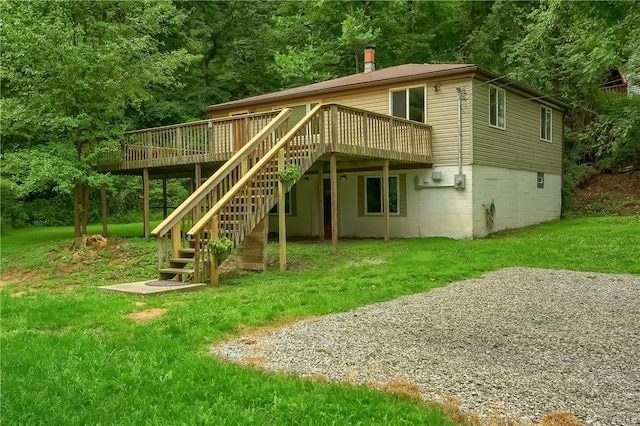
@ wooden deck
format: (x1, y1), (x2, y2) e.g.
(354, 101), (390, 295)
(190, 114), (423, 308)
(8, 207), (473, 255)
(97, 104), (433, 173)
(98, 105), (433, 284)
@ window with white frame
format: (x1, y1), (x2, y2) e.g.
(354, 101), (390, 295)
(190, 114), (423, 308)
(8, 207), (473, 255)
(365, 176), (399, 215)
(390, 86), (426, 123)
(489, 85), (506, 129)
(540, 105), (552, 141)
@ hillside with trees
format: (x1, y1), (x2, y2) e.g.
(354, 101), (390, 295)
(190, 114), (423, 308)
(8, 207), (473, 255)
(2, 0), (639, 232)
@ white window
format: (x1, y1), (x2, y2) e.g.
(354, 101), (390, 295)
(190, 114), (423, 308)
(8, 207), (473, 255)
(540, 105), (552, 141)
(365, 176), (399, 215)
(489, 85), (506, 129)
(390, 86), (426, 123)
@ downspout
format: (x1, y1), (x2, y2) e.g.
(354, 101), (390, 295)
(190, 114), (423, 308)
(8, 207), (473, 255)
(414, 86), (466, 190)
(453, 87), (466, 189)
(456, 86), (463, 175)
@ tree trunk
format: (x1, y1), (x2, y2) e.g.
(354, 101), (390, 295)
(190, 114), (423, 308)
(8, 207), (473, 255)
(73, 185), (81, 239)
(73, 183), (91, 249)
(82, 183), (89, 235)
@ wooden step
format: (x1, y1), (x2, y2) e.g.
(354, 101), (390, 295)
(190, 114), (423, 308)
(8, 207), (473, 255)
(170, 258), (193, 265)
(159, 267), (195, 275)
(178, 248), (196, 256)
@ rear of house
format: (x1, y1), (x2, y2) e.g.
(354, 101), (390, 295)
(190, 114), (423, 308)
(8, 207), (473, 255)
(205, 61), (565, 239)
(98, 54), (566, 282)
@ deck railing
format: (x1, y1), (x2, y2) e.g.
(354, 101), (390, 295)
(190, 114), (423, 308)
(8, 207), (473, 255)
(327, 105), (432, 163)
(97, 104), (432, 172)
(97, 111), (283, 171)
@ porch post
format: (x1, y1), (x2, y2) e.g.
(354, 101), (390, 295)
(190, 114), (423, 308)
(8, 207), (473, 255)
(278, 150), (287, 271)
(210, 216), (220, 286)
(317, 169), (324, 241)
(194, 163), (202, 223)
(383, 160), (390, 242)
(195, 163), (202, 189)
(330, 153), (338, 254)
(162, 175), (168, 219)
(143, 168), (150, 238)
(101, 184), (108, 237)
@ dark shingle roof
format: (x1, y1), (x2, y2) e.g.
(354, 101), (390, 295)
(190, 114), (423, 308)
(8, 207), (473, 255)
(204, 63), (567, 112)
(205, 64), (477, 112)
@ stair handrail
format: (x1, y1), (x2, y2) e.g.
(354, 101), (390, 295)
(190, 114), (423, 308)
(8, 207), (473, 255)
(188, 104), (324, 237)
(151, 108), (292, 238)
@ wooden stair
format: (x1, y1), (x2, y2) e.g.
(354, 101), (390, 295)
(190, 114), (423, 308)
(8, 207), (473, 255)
(159, 240), (197, 280)
(154, 106), (324, 283)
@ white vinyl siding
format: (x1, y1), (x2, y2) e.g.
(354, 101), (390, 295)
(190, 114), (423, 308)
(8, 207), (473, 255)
(489, 85), (506, 129)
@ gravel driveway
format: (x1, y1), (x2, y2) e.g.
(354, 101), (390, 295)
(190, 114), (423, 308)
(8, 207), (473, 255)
(211, 267), (640, 425)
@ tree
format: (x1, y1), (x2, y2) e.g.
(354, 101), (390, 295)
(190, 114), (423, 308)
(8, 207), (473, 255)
(1, 0), (193, 241)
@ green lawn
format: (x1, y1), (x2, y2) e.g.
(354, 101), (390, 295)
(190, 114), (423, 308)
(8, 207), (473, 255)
(1, 216), (639, 425)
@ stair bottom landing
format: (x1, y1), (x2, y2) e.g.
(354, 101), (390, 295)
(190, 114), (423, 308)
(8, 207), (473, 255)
(99, 280), (206, 295)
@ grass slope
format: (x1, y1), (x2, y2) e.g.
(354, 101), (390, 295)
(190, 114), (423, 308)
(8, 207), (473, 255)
(1, 216), (638, 425)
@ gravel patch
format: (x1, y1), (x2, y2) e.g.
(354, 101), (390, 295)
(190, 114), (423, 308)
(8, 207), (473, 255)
(211, 267), (640, 425)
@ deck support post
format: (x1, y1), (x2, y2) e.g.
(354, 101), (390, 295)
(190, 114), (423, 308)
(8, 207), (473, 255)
(194, 163), (202, 223)
(330, 153), (338, 254)
(101, 184), (108, 237)
(143, 168), (150, 238)
(195, 163), (202, 189)
(330, 105), (338, 152)
(210, 216), (220, 286)
(318, 169), (324, 241)
(278, 149), (287, 271)
(383, 160), (390, 242)
(162, 176), (168, 219)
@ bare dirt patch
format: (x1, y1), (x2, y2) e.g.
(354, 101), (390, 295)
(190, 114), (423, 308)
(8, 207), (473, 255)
(368, 375), (422, 400)
(574, 171), (640, 215)
(124, 308), (167, 323)
(234, 316), (317, 340)
(540, 411), (584, 426)
(267, 257), (317, 271)
(0, 268), (46, 287)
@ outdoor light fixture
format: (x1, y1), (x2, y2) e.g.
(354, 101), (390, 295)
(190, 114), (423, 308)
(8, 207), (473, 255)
(434, 83), (441, 92)
(341, 175), (347, 181)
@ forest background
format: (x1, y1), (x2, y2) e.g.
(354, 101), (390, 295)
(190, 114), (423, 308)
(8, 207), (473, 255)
(1, 0), (639, 232)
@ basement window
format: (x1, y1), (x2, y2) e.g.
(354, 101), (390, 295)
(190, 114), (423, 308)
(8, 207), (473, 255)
(365, 176), (399, 215)
(269, 187), (296, 216)
(390, 86), (426, 123)
(540, 105), (552, 141)
(489, 85), (506, 129)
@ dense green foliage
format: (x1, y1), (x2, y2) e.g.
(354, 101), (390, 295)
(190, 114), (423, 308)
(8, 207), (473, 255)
(1, 217), (638, 424)
(1, 0), (639, 228)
